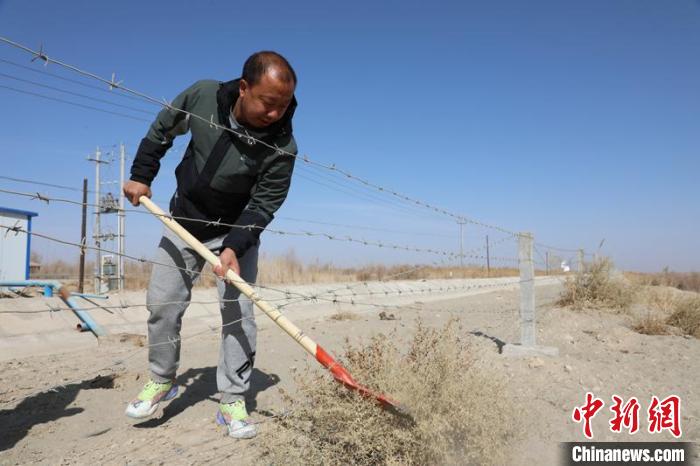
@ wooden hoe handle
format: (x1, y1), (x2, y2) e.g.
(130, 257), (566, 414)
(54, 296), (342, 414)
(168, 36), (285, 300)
(138, 196), (404, 413)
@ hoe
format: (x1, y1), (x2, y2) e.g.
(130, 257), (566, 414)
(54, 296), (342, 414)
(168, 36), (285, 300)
(139, 196), (408, 417)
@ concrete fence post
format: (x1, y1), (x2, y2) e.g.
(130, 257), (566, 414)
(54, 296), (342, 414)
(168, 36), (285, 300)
(518, 232), (536, 347)
(578, 249), (585, 273)
(502, 232), (559, 358)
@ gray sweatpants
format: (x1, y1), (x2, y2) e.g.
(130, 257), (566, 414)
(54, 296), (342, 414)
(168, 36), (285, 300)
(146, 227), (258, 404)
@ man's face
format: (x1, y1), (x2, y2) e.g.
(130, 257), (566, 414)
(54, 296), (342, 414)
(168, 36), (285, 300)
(237, 72), (295, 129)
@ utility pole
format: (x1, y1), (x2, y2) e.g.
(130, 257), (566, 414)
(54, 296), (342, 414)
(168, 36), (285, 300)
(545, 251), (550, 276)
(118, 142), (126, 291)
(87, 147), (109, 293)
(78, 178), (88, 293)
(93, 147), (101, 294)
(485, 235), (491, 277)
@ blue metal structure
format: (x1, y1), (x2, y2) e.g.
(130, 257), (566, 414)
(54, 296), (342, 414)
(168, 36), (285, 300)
(0, 280), (107, 337)
(0, 206), (38, 279)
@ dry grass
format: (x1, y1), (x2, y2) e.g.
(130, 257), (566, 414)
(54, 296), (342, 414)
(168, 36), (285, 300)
(261, 320), (518, 465)
(329, 310), (361, 321)
(558, 258), (636, 311)
(628, 285), (700, 338)
(30, 249), (520, 291)
(630, 287), (678, 336)
(626, 269), (700, 293)
(353, 264), (519, 281)
(631, 311), (671, 336)
(667, 297), (700, 338)
(639, 286), (681, 313)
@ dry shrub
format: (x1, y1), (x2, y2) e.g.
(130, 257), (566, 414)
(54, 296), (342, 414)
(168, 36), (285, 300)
(664, 272), (700, 293)
(631, 288), (700, 337)
(632, 311), (670, 336)
(627, 270), (700, 293)
(262, 320), (517, 465)
(631, 287), (677, 336)
(558, 258), (636, 311)
(667, 297), (700, 338)
(329, 310), (360, 321)
(640, 287), (680, 313)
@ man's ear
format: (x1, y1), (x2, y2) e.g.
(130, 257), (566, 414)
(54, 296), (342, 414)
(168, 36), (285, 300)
(239, 79), (249, 97)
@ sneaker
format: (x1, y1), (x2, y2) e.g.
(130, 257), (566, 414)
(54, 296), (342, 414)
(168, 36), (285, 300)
(125, 380), (178, 419)
(216, 400), (257, 439)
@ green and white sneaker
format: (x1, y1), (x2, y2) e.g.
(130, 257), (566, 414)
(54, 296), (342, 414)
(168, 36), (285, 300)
(216, 400), (257, 439)
(125, 380), (178, 419)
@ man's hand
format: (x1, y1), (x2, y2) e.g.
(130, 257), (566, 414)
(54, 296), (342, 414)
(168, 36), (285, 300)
(214, 247), (240, 280)
(123, 180), (152, 206)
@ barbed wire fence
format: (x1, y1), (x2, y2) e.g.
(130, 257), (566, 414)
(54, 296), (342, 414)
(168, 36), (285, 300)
(0, 219), (524, 406)
(0, 180), (535, 407)
(0, 36), (596, 409)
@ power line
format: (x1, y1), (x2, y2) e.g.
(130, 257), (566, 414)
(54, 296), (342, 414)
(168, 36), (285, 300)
(276, 215), (455, 239)
(0, 84), (151, 122)
(295, 163), (455, 224)
(0, 36), (518, 235)
(534, 242), (581, 254)
(0, 71), (155, 115)
(300, 161), (452, 221)
(0, 175), (91, 193)
(0, 57), (154, 105)
(293, 169), (453, 225)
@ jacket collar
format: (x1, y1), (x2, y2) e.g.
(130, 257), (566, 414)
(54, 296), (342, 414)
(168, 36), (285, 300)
(216, 78), (297, 139)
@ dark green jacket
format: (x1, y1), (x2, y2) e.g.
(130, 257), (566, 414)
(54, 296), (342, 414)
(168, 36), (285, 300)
(130, 79), (297, 256)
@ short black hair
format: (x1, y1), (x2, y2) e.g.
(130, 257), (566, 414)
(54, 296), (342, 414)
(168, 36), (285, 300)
(242, 51), (297, 87)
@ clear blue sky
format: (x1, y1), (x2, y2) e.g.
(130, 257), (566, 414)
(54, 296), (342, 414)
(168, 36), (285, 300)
(0, 0), (698, 272)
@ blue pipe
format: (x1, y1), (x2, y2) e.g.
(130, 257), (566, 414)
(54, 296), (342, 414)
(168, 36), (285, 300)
(70, 292), (108, 300)
(0, 280), (106, 337)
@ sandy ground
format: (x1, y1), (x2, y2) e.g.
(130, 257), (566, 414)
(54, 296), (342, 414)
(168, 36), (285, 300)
(0, 278), (698, 465)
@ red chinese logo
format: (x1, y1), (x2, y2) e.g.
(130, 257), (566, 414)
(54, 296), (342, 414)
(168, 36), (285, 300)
(572, 393), (682, 439)
(572, 392), (605, 439)
(648, 395), (681, 438)
(609, 395), (640, 434)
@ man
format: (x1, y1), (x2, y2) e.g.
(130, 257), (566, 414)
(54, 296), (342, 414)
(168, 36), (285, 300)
(121, 51), (297, 439)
